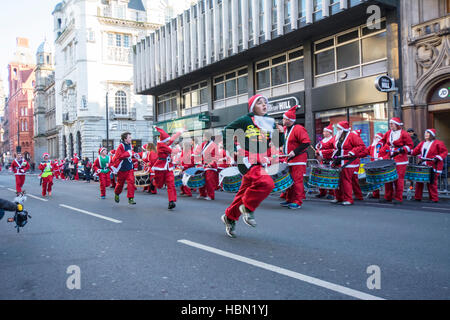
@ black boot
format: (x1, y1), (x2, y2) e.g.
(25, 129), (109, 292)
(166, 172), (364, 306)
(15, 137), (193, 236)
(168, 201), (176, 210)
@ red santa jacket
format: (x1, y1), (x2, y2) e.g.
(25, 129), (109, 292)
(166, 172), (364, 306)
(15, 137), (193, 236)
(72, 155), (79, 165)
(11, 159), (30, 175)
(283, 124), (311, 166)
(180, 147), (195, 171)
(316, 136), (335, 160)
(332, 131), (367, 168)
(52, 160), (60, 172)
(152, 131), (182, 171)
(201, 140), (218, 171)
(366, 142), (384, 161)
(38, 161), (54, 177)
(412, 140), (448, 174)
(217, 147), (233, 169)
(379, 130), (414, 165)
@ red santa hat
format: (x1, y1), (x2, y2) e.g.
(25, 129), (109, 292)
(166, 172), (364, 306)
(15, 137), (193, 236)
(425, 128), (436, 137)
(337, 121), (350, 132)
(43, 153), (50, 158)
(142, 144), (148, 150)
(248, 94), (268, 113)
(98, 147), (107, 154)
(324, 124), (333, 133)
(155, 127), (170, 143)
(389, 117), (403, 126)
(375, 132), (383, 139)
(283, 105), (298, 122)
(109, 149), (116, 155)
(353, 129), (362, 136)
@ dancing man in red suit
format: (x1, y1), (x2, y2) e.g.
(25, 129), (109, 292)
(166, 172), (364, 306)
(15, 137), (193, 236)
(411, 129), (448, 203)
(93, 147), (111, 199)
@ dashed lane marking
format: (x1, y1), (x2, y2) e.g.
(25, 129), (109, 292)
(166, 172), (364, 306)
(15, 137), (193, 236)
(178, 239), (385, 300)
(59, 204), (122, 224)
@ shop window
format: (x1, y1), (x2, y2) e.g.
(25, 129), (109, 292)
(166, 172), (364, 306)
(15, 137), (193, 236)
(214, 68), (248, 100)
(361, 32), (387, 63)
(182, 81), (208, 116)
(157, 91), (178, 120)
(315, 49), (335, 75)
(337, 41), (360, 70)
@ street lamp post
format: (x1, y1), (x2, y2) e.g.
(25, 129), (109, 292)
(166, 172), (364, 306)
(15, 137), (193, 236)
(106, 92), (109, 150)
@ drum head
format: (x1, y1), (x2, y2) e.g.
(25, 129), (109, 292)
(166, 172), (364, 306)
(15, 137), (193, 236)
(184, 167), (204, 176)
(364, 159), (395, 169)
(266, 163), (288, 176)
(220, 166), (241, 177)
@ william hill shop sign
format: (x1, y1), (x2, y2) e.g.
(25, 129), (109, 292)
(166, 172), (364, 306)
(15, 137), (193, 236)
(267, 95), (304, 116)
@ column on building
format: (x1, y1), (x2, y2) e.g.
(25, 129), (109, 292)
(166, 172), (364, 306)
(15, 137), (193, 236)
(205, 0), (212, 65)
(160, 26), (166, 83)
(241, 0), (249, 50)
(183, 10), (191, 73)
(252, 0), (259, 46)
(197, 2), (204, 69)
(213, 0), (220, 62)
(276, 0), (283, 37)
(222, 0), (230, 58)
(155, 30), (161, 85)
(177, 15), (184, 77)
(166, 24), (172, 81)
(264, 0), (271, 41)
(291, 0), (298, 30)
(150, 33), (155, 87)
(171, 19), (177, 78)
(190, 5), (197, 72)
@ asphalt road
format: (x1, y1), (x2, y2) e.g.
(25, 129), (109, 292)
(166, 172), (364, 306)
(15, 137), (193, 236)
(0, 172), (449, 300)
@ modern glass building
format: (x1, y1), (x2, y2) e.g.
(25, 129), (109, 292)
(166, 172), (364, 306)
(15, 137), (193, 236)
(133, 0), (400, 146)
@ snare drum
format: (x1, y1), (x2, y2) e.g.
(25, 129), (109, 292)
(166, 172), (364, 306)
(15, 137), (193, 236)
(405, 164), (433, 183)
(358, 173), (383, 193)
(134, 170), (151, 187)
(173, 169), (183, 187)
(308, 165), (340, 190)
(364, 159), (398, 184)
(219, 167), (242, 193)
(265, 163), (294, 193)
(182, 167), (205, 189)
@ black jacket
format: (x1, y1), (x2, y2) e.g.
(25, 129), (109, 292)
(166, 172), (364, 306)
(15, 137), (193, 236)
(0, 198), (17, 211)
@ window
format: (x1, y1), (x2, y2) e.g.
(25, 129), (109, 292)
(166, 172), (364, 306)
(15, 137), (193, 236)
(255, 47), (304, 90)
(314, 20), (387, 85)
(157, 92), (178, 118)
(214, 68), (248, 101)
(124, 35), (130, 48)
(116, 34), (122, 47)
(108, 33), (114, 46)
(271, 0), (278, 31)
(182, 81), (208, 115)
(115, 90), (127, 114)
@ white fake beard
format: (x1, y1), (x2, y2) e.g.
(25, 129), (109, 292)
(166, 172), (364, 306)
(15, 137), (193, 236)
(253, 115), (275, 133)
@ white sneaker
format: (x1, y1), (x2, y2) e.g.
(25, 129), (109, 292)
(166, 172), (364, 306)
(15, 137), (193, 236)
(197, 195), (205, 199)
(204, 196), (212, 201)
(342, 201), (352, 206)
(330, 199), (339, 204)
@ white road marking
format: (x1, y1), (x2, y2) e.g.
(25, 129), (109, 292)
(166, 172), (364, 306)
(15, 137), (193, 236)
(422, 207), (450, 211)
(7, 188), (48, 202)
(178, 239), (385, 300)
(59, 204), (122, 224)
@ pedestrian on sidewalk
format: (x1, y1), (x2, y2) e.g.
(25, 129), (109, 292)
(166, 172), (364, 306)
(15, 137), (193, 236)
(83, 157), (92, 183)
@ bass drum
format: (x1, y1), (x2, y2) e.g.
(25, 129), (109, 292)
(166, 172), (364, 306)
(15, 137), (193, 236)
(364, 159), (398, 184)
(219, 167), (242, 193)
(265, 163), (294, 194)
(134, 170), (151, 187)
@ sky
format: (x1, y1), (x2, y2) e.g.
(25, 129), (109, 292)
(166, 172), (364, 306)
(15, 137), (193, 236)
(0, 0), (60, 94)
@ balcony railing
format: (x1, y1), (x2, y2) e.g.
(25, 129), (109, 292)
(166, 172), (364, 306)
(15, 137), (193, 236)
(106, 47), (132, 64)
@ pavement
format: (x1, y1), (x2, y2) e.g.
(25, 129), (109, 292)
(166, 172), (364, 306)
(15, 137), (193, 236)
(0, 172), (449, 300)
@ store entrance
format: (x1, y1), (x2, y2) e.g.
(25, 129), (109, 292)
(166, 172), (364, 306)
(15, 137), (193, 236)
(431, 108), (450, 148)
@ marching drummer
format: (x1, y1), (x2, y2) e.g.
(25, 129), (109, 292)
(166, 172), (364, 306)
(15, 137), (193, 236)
(93, 147), (111, 199)
(315, 124), (335, 200)
(411, 129), (448, 203)
(331, 121), (366, 206)
(111, 132), (139, 205)
(221, 94), (285, 238)
(351, 129), (365, 201)
(152, 127), (184, 210)
(378, 118), (414, 204)
(279, 105), (310, 210)
(366, 132), (384, 199)
(198, 131), (219, 201)
(179, 140), (195, 197)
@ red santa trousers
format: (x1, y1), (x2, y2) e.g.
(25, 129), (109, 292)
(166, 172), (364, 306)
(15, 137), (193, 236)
(415, 172), (439, 202)
(319, 188), (335, 197)
(154, 170), (177, 202)
(98, 173), (111, 197)
(53, 171), (60, 179)
(352, 170), (363, 200)
(74, 165), (79, 180)
(384, 164), (407, 202)
(114, 170), (135, 198)
(42, 176), (53, 196)
(111, 173), (116, 187)
(60, 171), (65, 179)
(285, 165), (306, 206)
(181, 185), (192, 196)
(225, 165), (274, 221)
(335, 168), (355, 204)
(15, 175), (25, 193)
(200, 170), (219, 199)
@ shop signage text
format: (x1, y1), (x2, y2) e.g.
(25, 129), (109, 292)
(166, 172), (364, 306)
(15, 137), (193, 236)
(109, 121), (137, 132)
(375, 75), (396, 92)
(267, 96), (300, 115)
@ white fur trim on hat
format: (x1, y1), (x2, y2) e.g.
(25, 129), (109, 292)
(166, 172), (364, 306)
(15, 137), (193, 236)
(426, 129), (436, 137)
(283, 114), (296, 122)
(324, 127), (333, 133)
(389, 119), (403, 126)
(249, 95), (268, 113)
(337, 124), (350, 132)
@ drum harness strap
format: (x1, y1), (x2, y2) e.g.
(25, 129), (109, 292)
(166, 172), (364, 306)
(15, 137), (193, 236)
(332, 132), (357, 170)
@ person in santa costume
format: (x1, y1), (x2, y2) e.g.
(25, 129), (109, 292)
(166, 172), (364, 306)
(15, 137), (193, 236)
(179, 139), (195, 197)
(39, 153), (54, 197)
(350, 129), (365, 201)
(11, 152), (30, 194)
(152, 127), (184, 209)
(315, 124), (335, 199)
(411, 129), (448, 203)
(221, 94), (285, 238)
(365, 132), (384, 199)
(198, 131), (219, 201)
(111, 132), (140, 205)
(52, 159), (60, 180)
(109, 149), (117, 188)
(93, 147), (111, 199)
(378, 117), (414, 204)
(59, 159), (65, 180)
(72, 153), (80, 180)
(279, 105), (310, 209)
(331, 121), (366, 206)
(140, 143), (158, 194)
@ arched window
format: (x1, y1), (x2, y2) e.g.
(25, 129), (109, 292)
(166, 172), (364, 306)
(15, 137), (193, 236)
(115, 90), (127, 114)
(63, 135), (67, 158)
(69, 133), (74, 158)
